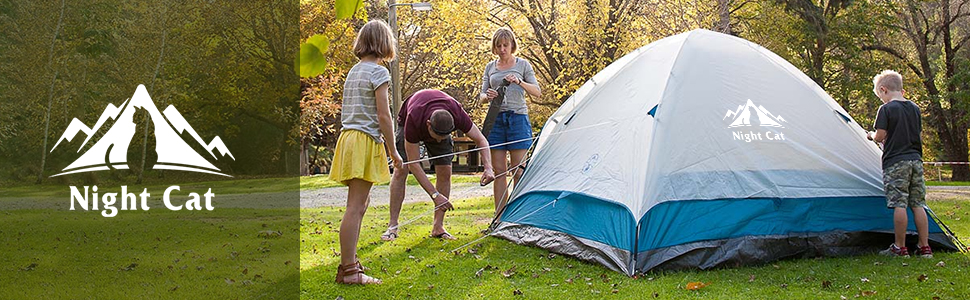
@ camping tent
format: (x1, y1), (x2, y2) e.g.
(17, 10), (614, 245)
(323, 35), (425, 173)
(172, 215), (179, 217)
(491, 29), (958, 275)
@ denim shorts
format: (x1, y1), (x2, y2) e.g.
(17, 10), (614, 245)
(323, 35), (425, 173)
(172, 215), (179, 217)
(487, 111), (533, 150)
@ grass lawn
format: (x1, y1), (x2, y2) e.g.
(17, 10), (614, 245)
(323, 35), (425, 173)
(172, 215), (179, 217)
(301, 197), (970, 299)
(0, 177), (301, 299)
(927, 181), (970, 186)
(1, 176), (299, 198)
(0, 208), (299, 299)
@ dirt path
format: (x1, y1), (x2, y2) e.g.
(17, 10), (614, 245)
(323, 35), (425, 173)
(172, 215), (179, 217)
(927, 186), (970, 201)
(301, 185), (969, 208)
(300, 182), (493, 208)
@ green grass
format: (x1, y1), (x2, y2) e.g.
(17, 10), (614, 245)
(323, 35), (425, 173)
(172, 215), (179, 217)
(0, 177), (301, 298)
(0, 208), (299, 299)
(927, 181), (970, 186)
(301, 197), (970, 299)
(2, 177), (299, 198)
(301, 174), (482, 190)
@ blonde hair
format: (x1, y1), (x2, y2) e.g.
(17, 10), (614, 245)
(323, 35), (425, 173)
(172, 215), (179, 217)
(873, 70), (903, 92)
(353, 20), (396, 61)
(490, 28), (517, 55)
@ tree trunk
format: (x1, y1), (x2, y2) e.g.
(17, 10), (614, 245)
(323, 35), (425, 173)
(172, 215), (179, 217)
(37, 0), (66, 184)
(300, 139), (309, 176)
(138, 27), (167, 184)
(716, 0), (731, 34)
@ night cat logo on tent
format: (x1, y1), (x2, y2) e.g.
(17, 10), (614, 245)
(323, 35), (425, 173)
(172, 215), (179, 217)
(50, 84), (235, 177)
(724, 99), (788, 142)
(723, 99), (787, 128)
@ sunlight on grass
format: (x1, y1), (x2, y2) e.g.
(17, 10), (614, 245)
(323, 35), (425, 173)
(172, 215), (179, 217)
(301, 197), (970, 299)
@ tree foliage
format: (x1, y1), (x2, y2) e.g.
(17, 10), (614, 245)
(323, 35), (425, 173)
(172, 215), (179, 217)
(0, 0), (299, 184)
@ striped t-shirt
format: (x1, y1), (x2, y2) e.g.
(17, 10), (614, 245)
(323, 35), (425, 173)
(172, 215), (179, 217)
(341, 61), (391, 143)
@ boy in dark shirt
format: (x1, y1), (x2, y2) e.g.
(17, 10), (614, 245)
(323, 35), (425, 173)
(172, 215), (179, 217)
(867, 70), (932, 258)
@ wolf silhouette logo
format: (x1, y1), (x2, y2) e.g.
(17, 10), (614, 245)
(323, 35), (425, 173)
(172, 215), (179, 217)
(50, 85), (234, 177)
(723, 99), (787, 128)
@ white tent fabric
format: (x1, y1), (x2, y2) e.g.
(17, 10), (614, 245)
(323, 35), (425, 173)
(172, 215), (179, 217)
(493, 29), (957, 275)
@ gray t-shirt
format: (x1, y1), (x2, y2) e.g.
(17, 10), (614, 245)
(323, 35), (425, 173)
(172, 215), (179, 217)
(341, 61), (391, 143)
(481, 58), (537, 114)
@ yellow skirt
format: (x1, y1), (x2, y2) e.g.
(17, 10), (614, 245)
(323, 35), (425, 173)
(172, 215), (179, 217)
(330, 130), (390, 185)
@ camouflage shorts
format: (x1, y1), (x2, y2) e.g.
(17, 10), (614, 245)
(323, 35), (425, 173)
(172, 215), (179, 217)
(883, 160), (926, 208)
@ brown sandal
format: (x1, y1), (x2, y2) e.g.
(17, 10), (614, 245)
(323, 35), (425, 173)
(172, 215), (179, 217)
(335, 263), (382, 285)
(334, 259), (369, 283)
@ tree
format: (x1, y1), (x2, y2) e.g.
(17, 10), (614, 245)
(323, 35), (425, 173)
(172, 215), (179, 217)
(864, 0), (970, 180)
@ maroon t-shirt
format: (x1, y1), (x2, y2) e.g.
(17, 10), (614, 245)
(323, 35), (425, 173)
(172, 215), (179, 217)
(398, 89), (474, 143)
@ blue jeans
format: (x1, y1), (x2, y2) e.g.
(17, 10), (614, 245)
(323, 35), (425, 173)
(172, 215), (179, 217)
(487, 111), (533, 150)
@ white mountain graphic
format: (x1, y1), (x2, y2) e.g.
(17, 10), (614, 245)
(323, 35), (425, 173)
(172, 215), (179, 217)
(723, 99), (786, 128)
(49, 85), (234, 177)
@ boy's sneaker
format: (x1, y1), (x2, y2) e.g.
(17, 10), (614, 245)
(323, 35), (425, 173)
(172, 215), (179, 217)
(879, 244), (910, 258)
(916, 245), (933, 258)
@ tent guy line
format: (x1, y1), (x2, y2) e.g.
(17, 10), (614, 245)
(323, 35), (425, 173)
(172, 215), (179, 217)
(392, 120), (618, 168)
(383, 144), (539, 233)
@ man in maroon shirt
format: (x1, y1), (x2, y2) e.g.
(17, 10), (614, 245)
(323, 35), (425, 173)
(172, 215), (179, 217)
(381, 89), (495, 241)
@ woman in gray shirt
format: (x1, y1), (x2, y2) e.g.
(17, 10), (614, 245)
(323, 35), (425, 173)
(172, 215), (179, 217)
(479, 28), (542, 214)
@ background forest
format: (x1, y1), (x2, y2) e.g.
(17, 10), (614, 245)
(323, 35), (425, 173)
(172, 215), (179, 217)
(301, 0), (970, 181)
(0, 0), (300, 185)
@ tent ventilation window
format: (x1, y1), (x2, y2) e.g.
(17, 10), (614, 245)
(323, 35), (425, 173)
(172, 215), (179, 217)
(648, 104), (659, 118)
(835, 110), (852, 123)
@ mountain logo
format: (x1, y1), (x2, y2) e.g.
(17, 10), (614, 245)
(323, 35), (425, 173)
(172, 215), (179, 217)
(723, 99), (787, 128)
(49, 85), (234, 177)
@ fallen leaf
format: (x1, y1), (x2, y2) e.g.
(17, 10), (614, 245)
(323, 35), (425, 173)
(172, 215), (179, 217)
(475, 268), (484, 278)
(933, 297), (941, 300)
(780, 283), (788, 289)
(860, 277), (870, 283)
(840, 296), (847, 300)
(936, 261), (946, 267)
(685, 282), (709, 290)
(21, 263), (37, 271)
(647, 277), (655, 281)
(749, 275), (756, 282)
(532, 273), (540, 278)
(902, 262), (909, 267)
(427, 284), (434, 290)
(822, 280), (832, 288)
(513, 289), (522, 296)
(502, 266), (517, 278)
(566, 278), (573, 284)
(772, 264), (780, 269)
(225, 278), (234, 285)
(242, 268), (248, 275)
(169, 285), (179, 292)
(653, 292), (659, 297)
(918, 274), (928, 282)
(611, 289), (619, 294)
(859, 290), (876, 297)
(550, 284), (559, 287)
(873, 261), (883, 266)
(548, 253), (557, 259)
(123, 263), (138, 271)
(543, 267), (552, 272)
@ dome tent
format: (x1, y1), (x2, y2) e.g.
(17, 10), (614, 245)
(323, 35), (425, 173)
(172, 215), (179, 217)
(491, 29), (959, 275)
